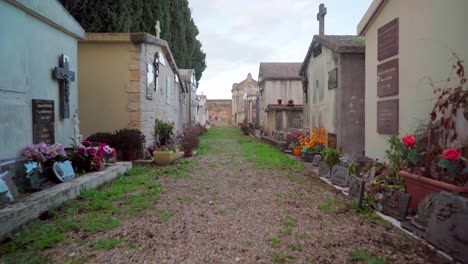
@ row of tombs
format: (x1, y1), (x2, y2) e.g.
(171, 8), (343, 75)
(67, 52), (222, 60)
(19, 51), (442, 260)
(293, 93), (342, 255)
(0, 2), (207, 207)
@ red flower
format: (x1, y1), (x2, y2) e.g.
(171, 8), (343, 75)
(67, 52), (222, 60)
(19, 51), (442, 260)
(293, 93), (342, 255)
(443, 148), (461, 161)
(402, 135), (416, 147)
(97, 147), (106, 157)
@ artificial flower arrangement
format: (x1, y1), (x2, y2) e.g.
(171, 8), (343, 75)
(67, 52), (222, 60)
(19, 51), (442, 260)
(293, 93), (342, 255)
(72, 141), (116, 172)
(289, 130), (306, 148)
(302, 127), (326, 153)
(22, 143), (67, 163)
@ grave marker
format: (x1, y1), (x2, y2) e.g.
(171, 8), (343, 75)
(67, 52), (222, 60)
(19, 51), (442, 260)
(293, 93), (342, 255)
(318, 161), (330, 177)
(32, 99), (55, 144)
(381, 190), (411, 221)
(377, 99), (399, 134)
(312, 155), (322, 167)
(425, 192), (468, 264)
(348, 174), (365, 208)
(378, 18), (399, 61)
(377, 59), (399, 97)
(330, 165), (349, 187)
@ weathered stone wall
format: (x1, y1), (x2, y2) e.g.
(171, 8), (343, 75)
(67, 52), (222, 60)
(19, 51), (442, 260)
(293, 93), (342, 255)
(0, 0), (84, 159)
(207, 100), (232, 125)
(265, 105), (303, 136)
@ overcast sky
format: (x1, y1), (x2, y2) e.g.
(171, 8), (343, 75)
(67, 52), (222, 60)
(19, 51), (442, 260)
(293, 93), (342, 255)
(189, 0), (373, 99)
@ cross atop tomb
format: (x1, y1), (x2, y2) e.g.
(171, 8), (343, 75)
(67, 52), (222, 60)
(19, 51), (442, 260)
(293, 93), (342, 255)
(317, 3), (327, 36)
(53, 54), (75, 119)
(155, 20), (161, 38)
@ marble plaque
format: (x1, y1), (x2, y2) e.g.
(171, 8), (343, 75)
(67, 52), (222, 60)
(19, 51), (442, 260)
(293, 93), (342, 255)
(32, 99), (55, 144)
(382, 190), (411, 221)
(378, 18), (399, 61)
(377, 59), (399, 97)
(327, 133), (337, 149)
(348, 174), (365, 208)
(330, 165), (349, 187)
(318, 161), (330, 177)
(425, 192), (468, 264)
(377, 99), (399, 134)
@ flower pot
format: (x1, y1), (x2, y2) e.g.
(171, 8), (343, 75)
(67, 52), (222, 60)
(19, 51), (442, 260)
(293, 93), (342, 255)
(153, 151), (175, 166)
(277, 99), (282, 105)
(72, 158), (91, 173)
(292, 146), (302, 157)
(184, 149), (193, 157)
(400, 170), (468, 213)
(122, 149), (138, 161)
(302, 152), (318, 163)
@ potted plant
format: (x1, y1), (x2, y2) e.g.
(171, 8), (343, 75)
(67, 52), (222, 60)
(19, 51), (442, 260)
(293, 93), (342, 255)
(22, 143), (68, 182)
(241, 124), (250, 135)
(287, 99), (294, 106)
(154, 119), (174, 147)
(277, 99), (282, 105)
(181, 130), (200, 157)
(114, 129), (145, 161)
(322, 147), (342, 173)
(399, 54), (468, 212)
(302, 127), (326, 162)
(70, 141), (116, 173)
(290, 130), (304, 157)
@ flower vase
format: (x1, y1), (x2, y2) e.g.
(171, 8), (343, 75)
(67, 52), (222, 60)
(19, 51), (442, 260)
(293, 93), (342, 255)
(292, 146), (302, 157)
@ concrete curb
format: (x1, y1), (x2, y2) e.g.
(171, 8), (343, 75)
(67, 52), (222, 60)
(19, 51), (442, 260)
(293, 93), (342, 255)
(0, 162), (132, 238)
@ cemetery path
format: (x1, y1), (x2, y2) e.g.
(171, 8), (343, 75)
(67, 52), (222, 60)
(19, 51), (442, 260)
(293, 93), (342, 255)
(2, 127), (448, 264)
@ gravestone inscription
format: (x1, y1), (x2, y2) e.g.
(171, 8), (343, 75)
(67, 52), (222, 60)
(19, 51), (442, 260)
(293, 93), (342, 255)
(425, 192), (468, 264)
(378, 18), (399, 61)
(330, 165), (349, 187)
(32, 99), (55, 144)
(348, 174), (365, 208)
(312, 155), (322, 167)
(377, 58), (399, 97)
(377, 99), (399, 134)
(318, 161), (330, 177)
(327, 133), (337, 149)
(382, 190), (411, 221)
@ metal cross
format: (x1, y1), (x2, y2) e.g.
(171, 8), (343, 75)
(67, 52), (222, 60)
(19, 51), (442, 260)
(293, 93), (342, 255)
(53, 54), (75, 119)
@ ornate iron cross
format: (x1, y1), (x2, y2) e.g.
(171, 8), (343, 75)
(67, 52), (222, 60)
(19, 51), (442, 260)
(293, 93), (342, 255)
(53, 54), (75, 119)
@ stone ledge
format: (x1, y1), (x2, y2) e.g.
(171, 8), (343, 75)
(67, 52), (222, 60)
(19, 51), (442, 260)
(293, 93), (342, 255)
(0, 162), (132, 238)
(261, 136), (288, 151)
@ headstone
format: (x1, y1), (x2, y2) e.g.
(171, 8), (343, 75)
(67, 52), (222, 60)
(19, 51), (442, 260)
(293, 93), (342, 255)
(377, 58), (399, 97)
(52, 54), (75, 119)
(318, 161), (330, 177)
(377, 99), (399, 134)
(425, 192), (468, 264)
(23, 162), (49, 191)
(381, 190), (411, 221)
(378, 18), (399, 61)
(312, 155), (322, 167)
(328, 68), (337, 89)
(348, 174), (365, 208)
(32, 99), (55, 144)
(364, 166), (376, 188)
(411, 193), (440, 230)
(53, 161), (75, 182)
(330, 165), (350, 187)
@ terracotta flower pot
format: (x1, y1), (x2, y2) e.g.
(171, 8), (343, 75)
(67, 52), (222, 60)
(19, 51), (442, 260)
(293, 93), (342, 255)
(122, 149), (138, 161)
(277, 99), (282, 105)
(184, 149), (193, 157)
(292, 146), (302, 157)
(399, 170), (468, 213)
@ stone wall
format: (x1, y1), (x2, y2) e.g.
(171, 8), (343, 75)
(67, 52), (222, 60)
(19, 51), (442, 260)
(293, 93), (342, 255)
(0, 0), (84, 159)
(207, 99), (232, 125)
(265, 105), (303, 136)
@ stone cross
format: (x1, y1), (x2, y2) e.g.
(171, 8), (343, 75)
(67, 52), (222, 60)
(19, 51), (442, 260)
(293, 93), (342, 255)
(317, 3), (327, 36)
(155, 20), (161, 38)
(53, 54), (75, 119)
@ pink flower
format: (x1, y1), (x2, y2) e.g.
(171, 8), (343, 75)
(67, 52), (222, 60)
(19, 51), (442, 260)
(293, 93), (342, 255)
(97, 147), (106, 157)
(402, 135), (416, 147)
(443, 148), (461, 161)
(82, 141), (92, 147)
(99, 143), (108, 148)
(87, 147), (97, 155)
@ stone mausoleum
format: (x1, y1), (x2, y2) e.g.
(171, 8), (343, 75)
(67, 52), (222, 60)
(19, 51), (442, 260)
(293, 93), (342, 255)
(78, 33), (185, 150)
(358, 0), (468, 158)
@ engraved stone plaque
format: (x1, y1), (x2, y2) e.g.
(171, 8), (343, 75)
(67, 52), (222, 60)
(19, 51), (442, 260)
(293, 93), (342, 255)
(312, 155), (322, 167)
(348, 174), (365, 208)
(382, 190), (411, 221)
(378, 18), (399, 61)
(377, 59), (399, 97)
(32, 99), (55, 144)
(377, 99), (399, 134)
(330, 165), (350, 187)
(318, 161), (330, 177)
(327, 133), (337, 149)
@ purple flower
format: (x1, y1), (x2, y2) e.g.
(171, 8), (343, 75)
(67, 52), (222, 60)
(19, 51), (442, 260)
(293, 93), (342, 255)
(87, 147), (97, 155)
(82, 141), (92, 147)
(78, 147), (86, 154)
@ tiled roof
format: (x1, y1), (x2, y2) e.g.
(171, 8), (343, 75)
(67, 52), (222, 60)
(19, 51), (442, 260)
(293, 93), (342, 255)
(259, 62), (302, 81)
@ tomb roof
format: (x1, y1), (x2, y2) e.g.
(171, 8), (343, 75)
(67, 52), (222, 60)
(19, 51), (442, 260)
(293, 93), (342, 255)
(259, 62), (302, 81)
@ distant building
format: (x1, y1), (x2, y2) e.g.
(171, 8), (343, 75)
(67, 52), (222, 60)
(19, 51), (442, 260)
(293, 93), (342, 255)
(208, 100), (232, 126)
(197, 94), (209, 126)
(231, 73), (259, 125)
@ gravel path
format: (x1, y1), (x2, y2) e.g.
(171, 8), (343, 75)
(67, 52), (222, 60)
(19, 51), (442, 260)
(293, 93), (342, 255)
(48, 126), (447, 263)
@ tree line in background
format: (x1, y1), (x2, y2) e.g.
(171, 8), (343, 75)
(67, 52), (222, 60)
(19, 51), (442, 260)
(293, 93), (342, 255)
(60, 0), (207, 82)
